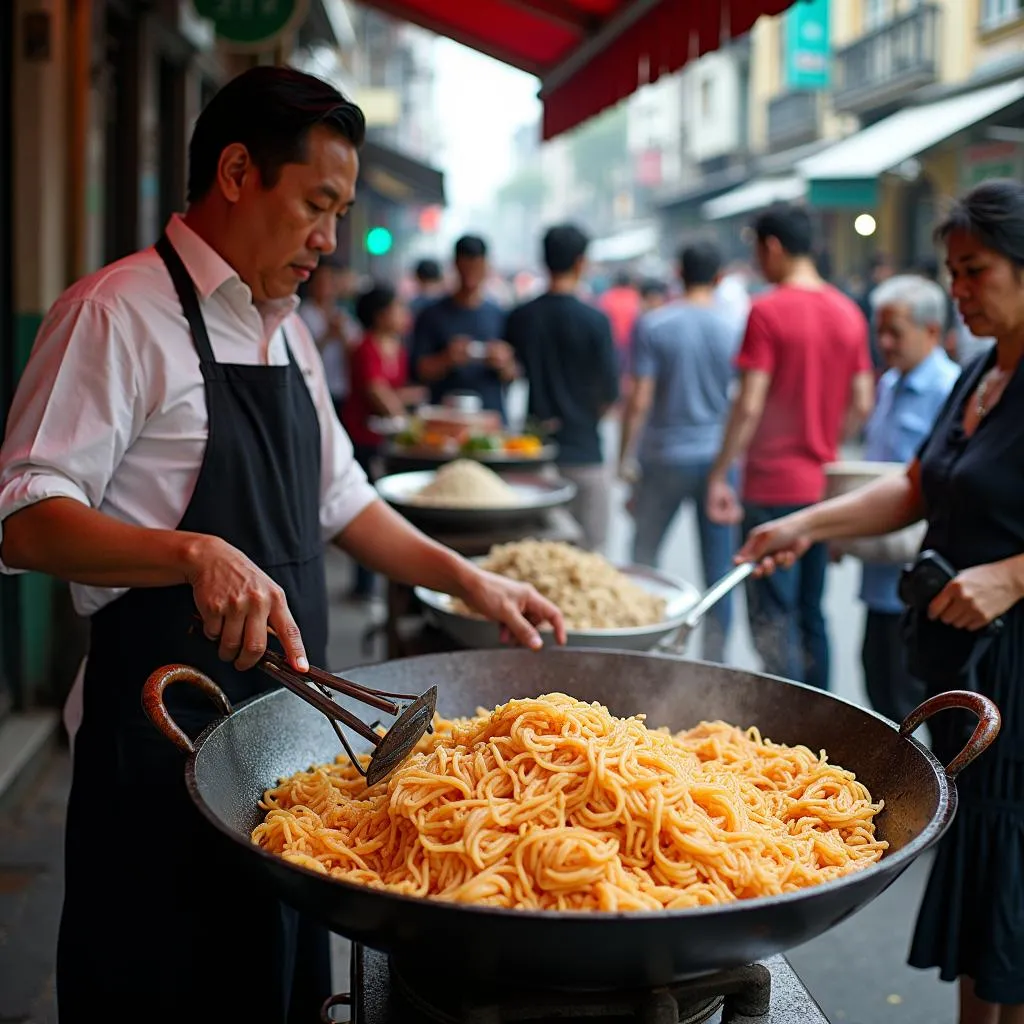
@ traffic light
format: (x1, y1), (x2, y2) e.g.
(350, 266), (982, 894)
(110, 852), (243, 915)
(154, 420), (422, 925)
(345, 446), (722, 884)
(365, 226), (393, 256)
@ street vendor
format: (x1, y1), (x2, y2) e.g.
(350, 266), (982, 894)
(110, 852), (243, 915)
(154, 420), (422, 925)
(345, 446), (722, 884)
(0, 67), (564, 1023)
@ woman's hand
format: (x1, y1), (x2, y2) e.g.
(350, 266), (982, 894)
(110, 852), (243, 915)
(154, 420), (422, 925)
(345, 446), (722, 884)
(735, 512), (815, 576)
(461, 569), (567, 650)
(928, 562), (1021, 631)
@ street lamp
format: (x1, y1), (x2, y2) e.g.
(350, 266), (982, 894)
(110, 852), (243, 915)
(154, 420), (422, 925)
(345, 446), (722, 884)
(854, 213), (877, 237)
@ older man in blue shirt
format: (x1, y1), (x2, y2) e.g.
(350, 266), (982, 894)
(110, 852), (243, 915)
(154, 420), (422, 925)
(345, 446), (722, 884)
(859, 274), (961, 722)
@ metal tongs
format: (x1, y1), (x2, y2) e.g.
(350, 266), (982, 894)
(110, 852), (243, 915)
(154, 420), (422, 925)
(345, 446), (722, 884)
(252, 642), (437, 787)
(658, 562), (757, 656)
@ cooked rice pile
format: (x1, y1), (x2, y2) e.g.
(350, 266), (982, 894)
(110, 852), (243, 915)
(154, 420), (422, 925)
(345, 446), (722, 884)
(409, 460), (518, 508)
(455, 540), (666, 630)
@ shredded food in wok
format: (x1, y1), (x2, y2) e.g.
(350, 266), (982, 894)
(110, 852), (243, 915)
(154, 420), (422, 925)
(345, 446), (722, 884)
(453, 540), (666, 630)
(252, 693), (887, 910)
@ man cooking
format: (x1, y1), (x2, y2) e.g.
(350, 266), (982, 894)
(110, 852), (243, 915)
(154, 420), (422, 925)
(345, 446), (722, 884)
(0, 67), (563, 1023)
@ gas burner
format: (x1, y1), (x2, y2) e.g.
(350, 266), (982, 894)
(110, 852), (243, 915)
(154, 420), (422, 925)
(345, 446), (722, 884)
(390, 952), (770, 1023)
(342, 944), (832, 1024)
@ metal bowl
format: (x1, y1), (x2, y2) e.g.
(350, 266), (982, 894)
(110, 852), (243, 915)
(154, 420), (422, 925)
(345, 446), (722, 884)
(375, 470), (577, 529)
(415, 564), (702, 651)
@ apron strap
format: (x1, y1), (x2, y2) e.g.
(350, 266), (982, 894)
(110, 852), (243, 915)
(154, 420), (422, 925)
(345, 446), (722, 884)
(156, 234), (216, 364)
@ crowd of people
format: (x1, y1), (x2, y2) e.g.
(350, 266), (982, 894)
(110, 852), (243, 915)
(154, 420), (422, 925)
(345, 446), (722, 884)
(301, 205), (983, 706)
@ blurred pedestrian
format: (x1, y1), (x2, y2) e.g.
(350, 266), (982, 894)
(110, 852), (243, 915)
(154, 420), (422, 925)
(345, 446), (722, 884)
(859, 252), (895, 373)
(506, 224), (619, 552)
(408, 257), (445, 321)
(342, 284), (428, 599)
(638, 277), (669, 314)
(707, 203), (875, 689)
(411, 235), (516, 417)
(298, 263), (358, 417)
(911, 256), (959, 356)
(621, 241), (741, 662)
(599, 270), (641, 390)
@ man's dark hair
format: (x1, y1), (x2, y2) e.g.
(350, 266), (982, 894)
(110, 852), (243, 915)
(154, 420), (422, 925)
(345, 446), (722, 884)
(187, 66), (365, 203)
(454, 235), (488, 260)
(542, 224), (589, 275)
(935, 179), (1024, 267)
(752, 203), (814, 257)
(639, 277), (669, 300)
(355, 283), (397, 330)
(679, 241), (722, 286)
(414, 258), (442, 283)
(613, 271), (633, 288)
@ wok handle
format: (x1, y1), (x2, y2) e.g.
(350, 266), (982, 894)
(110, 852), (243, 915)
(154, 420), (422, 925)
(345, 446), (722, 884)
(142, 664), (234, 755)
(321, 993), (351, 1023)
(899, 690), (1002, 779)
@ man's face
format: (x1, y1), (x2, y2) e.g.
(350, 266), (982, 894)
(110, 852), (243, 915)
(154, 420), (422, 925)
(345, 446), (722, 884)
(456, 254), (487, 292)
(876, 302), (938, 373)
(232, 124), (358, 302)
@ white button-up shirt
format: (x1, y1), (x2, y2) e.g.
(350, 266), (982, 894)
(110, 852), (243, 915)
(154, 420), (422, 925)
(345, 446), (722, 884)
(0, 214), (378, 616)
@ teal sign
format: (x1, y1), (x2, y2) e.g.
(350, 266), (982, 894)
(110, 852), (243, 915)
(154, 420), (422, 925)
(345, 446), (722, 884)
(193, 0), (306, 49)
(784, 0), (831, 91)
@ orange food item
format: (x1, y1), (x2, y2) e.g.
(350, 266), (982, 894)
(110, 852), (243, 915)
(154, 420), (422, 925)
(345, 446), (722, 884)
(504, 435), (543, 454)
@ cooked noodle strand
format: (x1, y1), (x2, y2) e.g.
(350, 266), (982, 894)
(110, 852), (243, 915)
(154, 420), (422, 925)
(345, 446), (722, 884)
(252, 694), (887, 911)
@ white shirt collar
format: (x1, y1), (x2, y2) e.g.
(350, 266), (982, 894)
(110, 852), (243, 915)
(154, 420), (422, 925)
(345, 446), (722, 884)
(163, 213), (299, 328)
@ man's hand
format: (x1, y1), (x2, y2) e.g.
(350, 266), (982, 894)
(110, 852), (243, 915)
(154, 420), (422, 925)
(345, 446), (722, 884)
(185, 536), (308, 672)
(618, 458), (640, 485)
(459, 568), (566, 650)
(446, 336), (472, 367)
(707, 475), (743, 525)
(486, 340), (517, 382)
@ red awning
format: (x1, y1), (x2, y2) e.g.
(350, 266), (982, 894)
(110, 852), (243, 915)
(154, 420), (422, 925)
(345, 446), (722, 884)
(359, 0), (796, 139)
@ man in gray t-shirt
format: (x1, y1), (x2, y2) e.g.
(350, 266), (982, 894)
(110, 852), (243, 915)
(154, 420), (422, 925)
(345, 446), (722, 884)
(619, 241), (743, 662)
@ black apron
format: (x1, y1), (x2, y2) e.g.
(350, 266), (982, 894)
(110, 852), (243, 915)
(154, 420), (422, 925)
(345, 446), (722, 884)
(56, 235), (332, 1022)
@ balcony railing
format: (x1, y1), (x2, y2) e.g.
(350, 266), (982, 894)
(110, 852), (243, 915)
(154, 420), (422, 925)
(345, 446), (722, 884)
(767, 90), (821, 152)
(833, 3), (941, 115)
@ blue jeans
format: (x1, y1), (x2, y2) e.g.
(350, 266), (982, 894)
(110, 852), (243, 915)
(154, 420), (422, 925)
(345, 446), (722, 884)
(632, 460), (737, 662)
(743, 503), (830, 690)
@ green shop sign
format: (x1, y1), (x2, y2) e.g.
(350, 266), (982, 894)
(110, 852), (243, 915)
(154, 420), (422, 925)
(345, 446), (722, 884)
(192, 0), (308, 50)
(784, 0), (831, 91)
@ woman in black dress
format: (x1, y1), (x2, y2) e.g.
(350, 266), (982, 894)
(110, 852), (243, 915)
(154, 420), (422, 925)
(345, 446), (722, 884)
(736, 179), (1024, 1024)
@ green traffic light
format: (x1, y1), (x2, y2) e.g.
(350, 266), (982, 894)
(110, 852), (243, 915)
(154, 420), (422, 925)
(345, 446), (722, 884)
(366, 226), (393, 255)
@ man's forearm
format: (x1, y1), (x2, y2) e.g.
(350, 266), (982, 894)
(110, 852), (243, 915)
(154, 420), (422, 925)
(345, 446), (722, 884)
(335, 500), (476, 597)
(619, 399), (645, 465)
(710, 402), (761, 478)
(0, 496), (205, 586)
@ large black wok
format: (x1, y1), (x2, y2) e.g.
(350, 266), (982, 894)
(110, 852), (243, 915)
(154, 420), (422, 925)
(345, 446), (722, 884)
(143, 648), (999, 991)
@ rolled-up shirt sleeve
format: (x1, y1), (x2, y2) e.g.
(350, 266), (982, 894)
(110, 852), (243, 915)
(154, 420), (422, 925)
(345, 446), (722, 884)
(0, 298), (145, 573)
(286, 314), (378, 540)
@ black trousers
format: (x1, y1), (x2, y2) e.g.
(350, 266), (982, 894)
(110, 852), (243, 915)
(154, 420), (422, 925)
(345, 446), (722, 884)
(862, 610), (927, 725)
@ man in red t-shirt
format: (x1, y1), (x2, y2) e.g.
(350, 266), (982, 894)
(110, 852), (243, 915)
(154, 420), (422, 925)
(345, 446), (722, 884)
(707, 204), (874, 689)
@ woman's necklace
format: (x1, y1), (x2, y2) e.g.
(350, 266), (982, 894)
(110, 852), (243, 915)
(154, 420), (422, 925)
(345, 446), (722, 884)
(976, 366), (1008, 419)
(976, 375), (993, 418)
